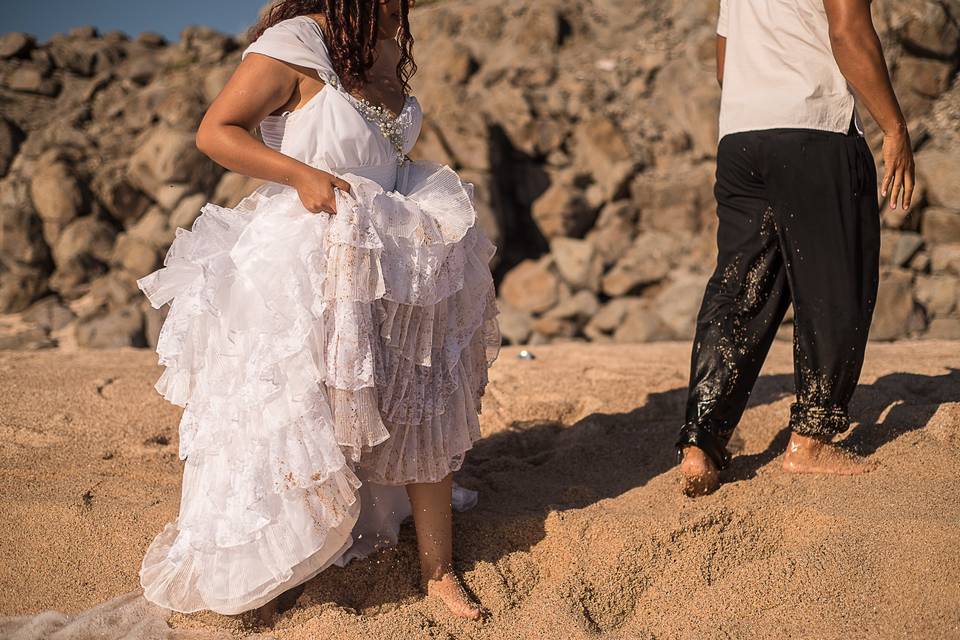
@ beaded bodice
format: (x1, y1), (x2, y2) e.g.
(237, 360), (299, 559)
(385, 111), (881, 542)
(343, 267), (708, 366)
(245, 16), (423, 182)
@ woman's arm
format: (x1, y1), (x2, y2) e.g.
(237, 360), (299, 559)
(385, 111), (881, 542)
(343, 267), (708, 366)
(196, 54), (350, 214)
(824, 0), (915, 210)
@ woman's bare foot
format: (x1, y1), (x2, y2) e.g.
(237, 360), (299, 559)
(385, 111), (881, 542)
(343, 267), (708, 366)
(679, 445), (720, 497)
(782, 433), (875, 475)
(251, 598), (277, 627)
(425, 572), (482, 620)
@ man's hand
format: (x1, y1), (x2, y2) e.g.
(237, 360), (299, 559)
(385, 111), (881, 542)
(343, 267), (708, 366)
(824, 0), (916, 210)
(880, 128), (915, 210)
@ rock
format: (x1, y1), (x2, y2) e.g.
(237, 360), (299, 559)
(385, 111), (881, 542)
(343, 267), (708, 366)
(544, 289), (599, 321)
(871, 269), (920, 340)
(153, 183), (193, 211)
(68, 271), (140, 320)
(22, 295), (75, 332)
(203, 65), (233, 102)
(156, 90), (207, 130)
(212, 172), (262, 208)
(531, 315), (578, 340)
(922, 207), (960, 245)
(136, 33), (167, 47)
(917, 148), (960, 208)
(129, 207), (175, 248)
(586, 200), (639, 266)
(925, 317), (960, 340)
(550, 237), (603, 292)
(74, 304), (146, 348)
(0, 33), (36, 59)
(127, 126), (219, 204)
(0, 183), (51, 268)
(915, 274), (958, 318)
(880, 230), (925, 267)
(0, 116), (25, 177)
(896, 57), (953, 99)
(91, 165), (151, 226)
(602, 232), (683, 296)
(111, 234), (159, 277)
(894, 0), (960, 58)
(483, 83), (537, 155)
(614, 303), (673, 343)
(422, 39), (477, 85)
(631, 165), (713, 234)
(584, 297), (645, 339)
(531, 176), (594, 239)
(142, 301), (166, 349)
(931, 243), (960, 275)
(5, 66), (60, 96)
(500, 258), (561, 314)
(29, 160), (86, 228)
(50, 217), (116, 296)
(0, 262), (49, 314)
(653, 273), (707, 339)
(573, 115), (633, 179)
(496, 302), (533, 345)
(169, 193), (207, 231)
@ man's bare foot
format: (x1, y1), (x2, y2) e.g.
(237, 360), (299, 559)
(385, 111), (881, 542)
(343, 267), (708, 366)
(679, 445), (720, 497)
(782, 433), (875, 475)
(425, 572), (482, 620)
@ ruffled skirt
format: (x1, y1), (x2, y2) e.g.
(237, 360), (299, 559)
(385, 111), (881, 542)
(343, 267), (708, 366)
(136, 161), (500, 615)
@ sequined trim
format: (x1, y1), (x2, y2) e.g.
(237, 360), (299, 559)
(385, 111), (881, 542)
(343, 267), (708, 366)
(349, 95), (412, 164)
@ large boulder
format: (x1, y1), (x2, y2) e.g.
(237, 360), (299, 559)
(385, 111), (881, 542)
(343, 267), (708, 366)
(29, 160), (87, 231)
(530, 174), (595, 239)
(916, 148), (960, 208)
(0, 33), (36, 59)
(602, 231), (683, 296)
(871, 268), (922, 340)
(0, 116), (25, 178)
(922, 207), (960, 245)
(550, 237), (603, 292)
(127, 125), (219, 205)
(92, 162), (152, 225)
(50, 217), (117, 296)
(74, 304), (146, 349)
(914, 274), (958, 318)
(500, 257), (562, 314)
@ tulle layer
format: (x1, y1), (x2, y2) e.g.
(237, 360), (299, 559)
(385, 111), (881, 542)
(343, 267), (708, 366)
(136, 161), (500, 614)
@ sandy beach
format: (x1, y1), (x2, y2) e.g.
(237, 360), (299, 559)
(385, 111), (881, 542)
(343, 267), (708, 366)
(0, 340), (958, 638)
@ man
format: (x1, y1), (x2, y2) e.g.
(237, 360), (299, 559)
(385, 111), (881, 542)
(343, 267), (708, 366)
(677, 0), (916, 496)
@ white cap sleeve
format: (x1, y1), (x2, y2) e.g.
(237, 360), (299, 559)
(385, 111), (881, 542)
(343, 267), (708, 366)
(717, 0), (729, 38)
(242, 16), (339, 86)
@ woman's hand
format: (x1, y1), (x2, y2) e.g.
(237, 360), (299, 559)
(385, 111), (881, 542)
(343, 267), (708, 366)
(292, 166), (352, 215)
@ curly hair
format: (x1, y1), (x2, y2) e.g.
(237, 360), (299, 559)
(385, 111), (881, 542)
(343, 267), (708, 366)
(251, 1), (416, 97)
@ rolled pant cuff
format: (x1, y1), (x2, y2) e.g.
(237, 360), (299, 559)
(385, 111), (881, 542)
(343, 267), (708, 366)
(675, 423), (731, 470)
(789, 402), (850, 438)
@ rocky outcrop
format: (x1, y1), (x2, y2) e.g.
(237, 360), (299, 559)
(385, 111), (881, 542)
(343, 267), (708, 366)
(0, 0), (958, 349)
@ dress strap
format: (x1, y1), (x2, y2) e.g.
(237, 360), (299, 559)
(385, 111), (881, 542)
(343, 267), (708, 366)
(242, 15), (341, 88)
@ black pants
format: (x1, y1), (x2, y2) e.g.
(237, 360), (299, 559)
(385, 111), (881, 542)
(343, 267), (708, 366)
(677, 126), (880, 469)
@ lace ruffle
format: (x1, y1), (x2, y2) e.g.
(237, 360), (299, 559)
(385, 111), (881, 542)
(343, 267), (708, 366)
(136, 160), (500, 614)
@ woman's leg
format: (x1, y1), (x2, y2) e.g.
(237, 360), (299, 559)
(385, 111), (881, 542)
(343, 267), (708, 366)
(406, 474), (481, 619)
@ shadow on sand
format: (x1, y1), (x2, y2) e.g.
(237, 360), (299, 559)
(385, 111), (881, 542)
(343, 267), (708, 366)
(302, 367), (959, 612)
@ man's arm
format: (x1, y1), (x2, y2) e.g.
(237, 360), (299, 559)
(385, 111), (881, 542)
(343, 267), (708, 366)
(717, 35), (726, 87)
(824, 0), (915, 210)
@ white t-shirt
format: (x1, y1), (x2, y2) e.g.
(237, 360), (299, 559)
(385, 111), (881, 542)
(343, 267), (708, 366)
(717, 0), (862, 140)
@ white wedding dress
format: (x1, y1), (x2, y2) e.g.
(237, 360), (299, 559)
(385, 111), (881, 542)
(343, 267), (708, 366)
(136, 15), (500, 615)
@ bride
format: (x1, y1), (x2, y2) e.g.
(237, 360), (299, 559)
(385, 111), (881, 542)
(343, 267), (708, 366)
(137, 0), (500, 624)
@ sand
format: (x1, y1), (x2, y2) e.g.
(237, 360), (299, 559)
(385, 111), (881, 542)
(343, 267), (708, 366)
(0, 341), (958, 639)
